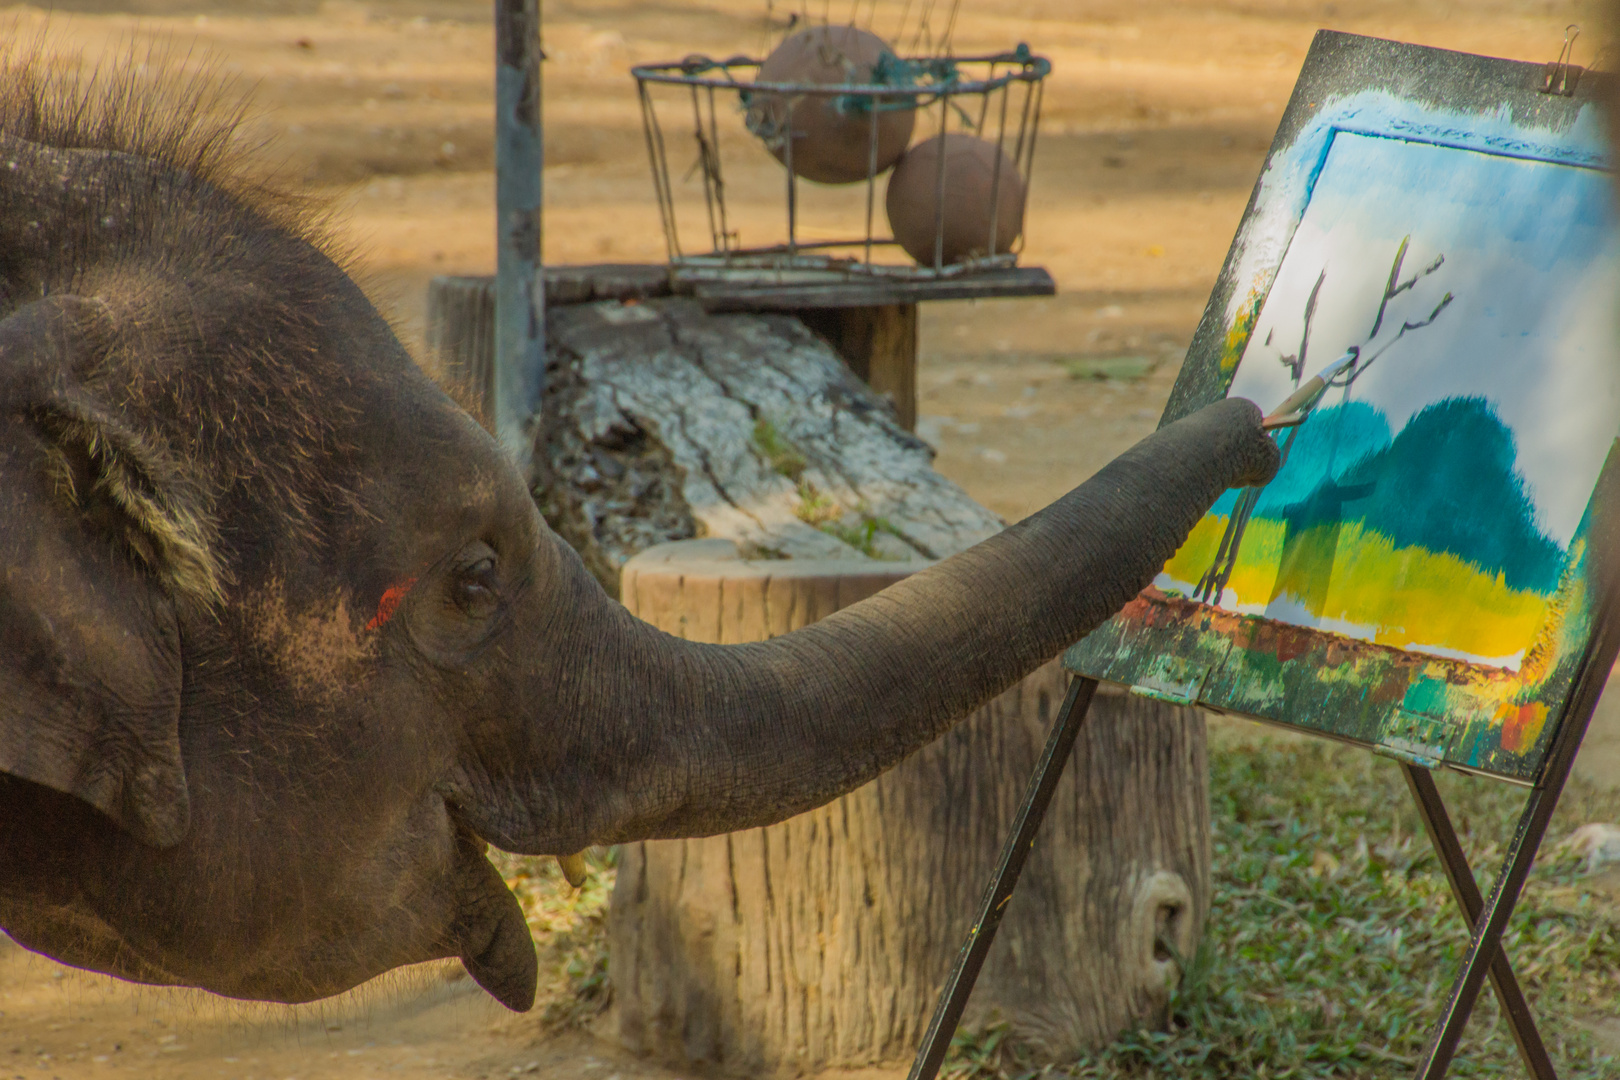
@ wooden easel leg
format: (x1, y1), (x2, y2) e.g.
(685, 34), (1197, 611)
(906, 676), (1100, 1080)
(1402, 764), (1555, 1079)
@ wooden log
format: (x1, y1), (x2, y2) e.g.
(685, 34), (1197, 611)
(533, 298), (994, 594)
(608, 539), (1211, 1075)
(426, 271), (914, 438)
(425, 275), (497, 435)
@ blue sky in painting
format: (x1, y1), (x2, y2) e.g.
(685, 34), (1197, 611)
(1228, 131), (1620, 548)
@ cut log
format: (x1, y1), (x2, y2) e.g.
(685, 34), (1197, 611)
(428, 291), (1211, 1072)
(608, 538), (1210, 1074)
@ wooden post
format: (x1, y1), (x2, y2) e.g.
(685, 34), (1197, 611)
(494, 0), (544, 465)
(796, 303), (918, 431)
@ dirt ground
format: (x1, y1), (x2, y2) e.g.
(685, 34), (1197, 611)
(2, 0), (1617, 1076)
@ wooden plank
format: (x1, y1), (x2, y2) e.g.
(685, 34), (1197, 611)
(693, 266), (1055, 309)
(546, 263), (673, 304)
(456, 264), (1050, 309)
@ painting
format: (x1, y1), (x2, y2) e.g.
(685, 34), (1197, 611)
(1066, 31), (1620, 782)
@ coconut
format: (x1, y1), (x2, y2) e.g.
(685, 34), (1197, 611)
(748, 26), (915, 185)
(884, 133), (1026, 266)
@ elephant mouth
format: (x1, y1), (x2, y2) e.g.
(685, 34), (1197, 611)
(442, 812), (539, 1011)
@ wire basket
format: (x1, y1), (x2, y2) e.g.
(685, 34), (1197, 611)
(632, 42), (1050, 287)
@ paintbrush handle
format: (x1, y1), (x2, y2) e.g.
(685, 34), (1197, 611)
(1261, 374), (1327, 429)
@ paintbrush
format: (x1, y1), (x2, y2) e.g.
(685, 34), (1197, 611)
(1260, 350), (1358, 430)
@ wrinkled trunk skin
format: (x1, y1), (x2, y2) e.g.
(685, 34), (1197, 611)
(607, 547), (1209, 1074)
(455, 399), (1275, 859)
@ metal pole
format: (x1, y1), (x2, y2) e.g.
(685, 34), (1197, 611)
(495, 0), (544, 467)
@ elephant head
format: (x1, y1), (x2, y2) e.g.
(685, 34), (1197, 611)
(0, 58), (1278, 1010)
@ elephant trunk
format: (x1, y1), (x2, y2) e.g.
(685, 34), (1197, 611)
(454, 398), (1277, 854)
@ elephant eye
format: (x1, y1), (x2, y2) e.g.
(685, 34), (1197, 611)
(451, 554), (499, 619)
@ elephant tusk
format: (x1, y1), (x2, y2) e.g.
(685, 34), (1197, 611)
(556, 851), (590, 887)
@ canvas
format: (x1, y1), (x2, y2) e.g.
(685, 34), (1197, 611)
(1067, 31), (1620, 782)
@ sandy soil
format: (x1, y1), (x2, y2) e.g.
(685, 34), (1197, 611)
(2, 0), (1616, 1076)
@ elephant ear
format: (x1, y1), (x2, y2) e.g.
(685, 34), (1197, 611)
(0, 296), (222, 848)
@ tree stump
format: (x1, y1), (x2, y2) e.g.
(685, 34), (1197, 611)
(425, 275), (497, 432)
(609, 539), (1210, 1074)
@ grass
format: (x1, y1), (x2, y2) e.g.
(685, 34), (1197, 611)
(1062, 356), (1158, 382)
(501, 725), (1620, 1078)
(1163, 515), (1550, 663)
(945, 720), (1620, 1079)
(794, 481), (842, 526)
(818, 512), (906, 559)
(753, 417), (806, 483)
(755, 415), (907, 559)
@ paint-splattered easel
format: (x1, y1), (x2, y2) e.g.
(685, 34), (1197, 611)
(908, 29), (1617, 1080)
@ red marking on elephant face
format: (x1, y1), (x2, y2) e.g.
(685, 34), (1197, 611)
(367, 578), (419, 631)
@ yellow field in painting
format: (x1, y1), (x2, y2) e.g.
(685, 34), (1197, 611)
(1163, 515), (1551, 661)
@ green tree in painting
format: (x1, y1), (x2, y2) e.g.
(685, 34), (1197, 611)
(1194, 236), (1454, 606)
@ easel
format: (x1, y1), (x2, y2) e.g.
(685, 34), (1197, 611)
(907, 608), (1618, 1080)
(901, 26), (1618, 1079)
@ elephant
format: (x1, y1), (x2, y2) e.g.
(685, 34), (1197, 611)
(0, 55), (1278, 1013)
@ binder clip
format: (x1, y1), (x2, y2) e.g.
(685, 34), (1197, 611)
(1541, 24), (1581, 96)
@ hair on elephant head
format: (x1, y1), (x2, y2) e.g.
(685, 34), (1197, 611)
(0, 47), (1279, 1011)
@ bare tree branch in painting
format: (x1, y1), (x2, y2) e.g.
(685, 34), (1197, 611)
(1328, 298), (1455, 390)
(1265, 269), (1327, 384)
(1324, 234), (1455, 391)
(1192, 236), (1454, 607)
(1369, 235), (1445, 339)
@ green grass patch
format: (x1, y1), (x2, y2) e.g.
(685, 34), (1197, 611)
(753, 417), (807, 482)
(757, 414), (906, 560)
(820, 513), (905, 559)
(945, 722), (1620, 1079)
(794, 480), (841, 527)
(793, 479), (904, 558)
(1062, 356), (1157, 382)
